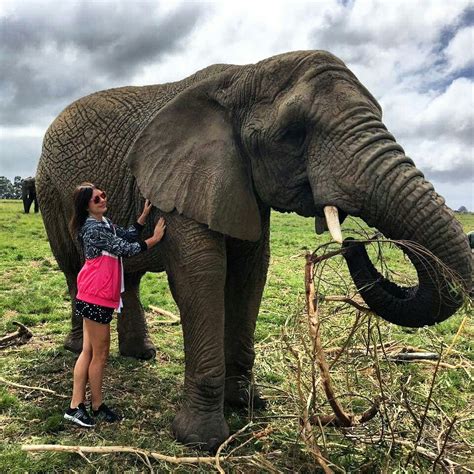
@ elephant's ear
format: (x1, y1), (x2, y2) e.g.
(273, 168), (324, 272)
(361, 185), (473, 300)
(126, 78), (261, 241)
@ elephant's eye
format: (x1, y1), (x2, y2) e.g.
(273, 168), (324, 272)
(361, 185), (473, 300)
(280, 124), (307, 148)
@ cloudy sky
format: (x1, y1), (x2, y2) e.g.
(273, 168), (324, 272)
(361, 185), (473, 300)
(0, 0), (472, 210)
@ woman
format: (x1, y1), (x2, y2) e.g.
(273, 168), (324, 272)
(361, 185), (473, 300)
(64, 183), (166, 427)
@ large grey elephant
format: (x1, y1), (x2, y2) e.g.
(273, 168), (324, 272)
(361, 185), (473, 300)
(36, 51), (472, 450)
(22, 176), (39, 213)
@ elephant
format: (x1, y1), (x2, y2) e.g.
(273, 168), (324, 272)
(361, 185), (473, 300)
(22, 176), (39, 213)
(36, 50), (472, 450)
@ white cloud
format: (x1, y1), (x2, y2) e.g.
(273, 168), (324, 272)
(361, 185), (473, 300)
(445, 26), (474, 73)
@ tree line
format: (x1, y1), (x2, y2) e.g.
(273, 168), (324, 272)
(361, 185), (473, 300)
(0, 176), (24, 199)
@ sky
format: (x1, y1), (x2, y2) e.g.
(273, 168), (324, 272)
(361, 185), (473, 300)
(0, 0), (473, 210)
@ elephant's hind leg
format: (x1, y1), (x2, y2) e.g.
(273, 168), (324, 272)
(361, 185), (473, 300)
(64, 273), (83, 353)
(37, 176), (83, 353)
(117, 272), (156, 360)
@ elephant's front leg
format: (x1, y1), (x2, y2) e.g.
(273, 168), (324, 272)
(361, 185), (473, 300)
(117, 272), (156, 360)
(164, 219), (228, 451)
(224, 214), (270, 409)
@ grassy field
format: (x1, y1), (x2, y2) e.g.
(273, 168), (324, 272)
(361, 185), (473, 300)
(0, 200), (472, 472)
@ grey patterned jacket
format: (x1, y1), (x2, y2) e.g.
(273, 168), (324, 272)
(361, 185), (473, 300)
(78, 216), (147, 260)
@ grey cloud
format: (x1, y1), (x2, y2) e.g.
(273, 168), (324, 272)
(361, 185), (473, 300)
(0, 135), (43, 179)
(424, 162), (474, 185)
(0, 1), (207, 127)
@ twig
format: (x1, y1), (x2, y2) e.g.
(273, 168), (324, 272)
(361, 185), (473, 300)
(370, 325), (394, 443)
(328, 312), (366, 369)
(148, 305), (180, 324)
(225, 426), (274, 459)
(309, 397), (380, 427)
(283, 326), (334, 473)
(0, 376), (68, 398)
(444, 316), (468, 357)
(302, 418), (334, 474)
(432, 416), (457, 473)
(319, 295), (372, 313)
(415, 352), (442, 444)
(401, 379), (421, 429)
(215, 422), (252, 473)
(344, 436), (472, 472)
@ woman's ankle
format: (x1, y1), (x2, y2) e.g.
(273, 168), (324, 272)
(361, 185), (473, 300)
(70, 400), (84, 409)
(91, 402), (103, 411)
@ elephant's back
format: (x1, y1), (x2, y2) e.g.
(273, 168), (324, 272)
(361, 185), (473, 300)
(37, 63), (235, 189)
(36, 63), (236, 226)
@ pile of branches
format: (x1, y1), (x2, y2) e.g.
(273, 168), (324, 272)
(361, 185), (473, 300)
(279, 234), (473, 473)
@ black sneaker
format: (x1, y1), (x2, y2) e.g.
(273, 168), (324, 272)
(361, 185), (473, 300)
(64, 403), (95, 428)
(92, 403), (122, 423)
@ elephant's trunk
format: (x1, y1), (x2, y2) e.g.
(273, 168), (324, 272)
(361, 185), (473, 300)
(341, 148), (472, 328)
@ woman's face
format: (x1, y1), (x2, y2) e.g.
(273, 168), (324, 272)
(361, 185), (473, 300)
(88, 189), (107, 215)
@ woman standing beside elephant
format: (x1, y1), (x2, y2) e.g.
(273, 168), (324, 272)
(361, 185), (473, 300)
(64, 183), (166, 427)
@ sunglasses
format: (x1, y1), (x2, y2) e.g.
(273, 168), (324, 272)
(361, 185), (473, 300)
(91, 191), (107, 204)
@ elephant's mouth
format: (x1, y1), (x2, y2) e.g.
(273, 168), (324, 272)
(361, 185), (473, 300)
(314, 205), (348, 242)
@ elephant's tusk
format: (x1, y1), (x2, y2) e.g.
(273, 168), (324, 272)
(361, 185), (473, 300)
(324, 206), (343, 243)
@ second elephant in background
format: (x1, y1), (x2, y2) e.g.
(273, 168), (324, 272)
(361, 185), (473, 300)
(22, 176), (39, 214)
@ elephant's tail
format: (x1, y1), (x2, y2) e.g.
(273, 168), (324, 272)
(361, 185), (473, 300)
(36, 164), (82, 276)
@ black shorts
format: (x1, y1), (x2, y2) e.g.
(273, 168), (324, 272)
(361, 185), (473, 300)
(76, 299), (114, 325)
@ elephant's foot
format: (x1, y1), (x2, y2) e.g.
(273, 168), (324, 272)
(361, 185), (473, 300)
(224, 376), (267, 410)
(172, 406), (229, 452)
(119, 335), (156, 360)
(64, 333), (83, 354)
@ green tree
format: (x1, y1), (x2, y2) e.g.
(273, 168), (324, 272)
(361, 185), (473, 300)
(13, 176), (22, 199)
(0, 176), (14, 198)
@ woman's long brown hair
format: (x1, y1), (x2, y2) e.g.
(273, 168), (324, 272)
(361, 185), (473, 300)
(68, 182), (97, 238)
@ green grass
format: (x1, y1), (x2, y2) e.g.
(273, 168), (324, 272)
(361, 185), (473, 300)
(0, 200), (472, 472)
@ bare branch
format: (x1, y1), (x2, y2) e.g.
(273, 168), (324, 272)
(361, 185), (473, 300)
(0, 376), (68, 398)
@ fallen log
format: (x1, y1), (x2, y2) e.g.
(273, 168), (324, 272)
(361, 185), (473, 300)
(0, 321), (33, 348)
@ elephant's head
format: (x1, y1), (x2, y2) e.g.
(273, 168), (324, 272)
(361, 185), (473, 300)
(127, 51), (472, 328)
(22, 177), (36, 195)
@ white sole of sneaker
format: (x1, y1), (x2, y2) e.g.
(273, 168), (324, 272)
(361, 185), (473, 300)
(64, 413), (95, 428)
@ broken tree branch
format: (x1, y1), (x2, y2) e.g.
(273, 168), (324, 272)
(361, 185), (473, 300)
(21, 444), (279, 469)
(305, 253), (352, 427)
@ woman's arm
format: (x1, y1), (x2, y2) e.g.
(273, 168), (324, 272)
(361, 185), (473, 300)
(85, 226), (147, 258)
(113, 222), (143, 241)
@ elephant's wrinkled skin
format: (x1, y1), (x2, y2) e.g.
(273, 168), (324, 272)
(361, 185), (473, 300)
(36, 51), (472, 450)
(22, 176), (39, 213)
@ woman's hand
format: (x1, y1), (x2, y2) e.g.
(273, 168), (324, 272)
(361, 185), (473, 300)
(137, 199), (153, 225)
(152, 217), (166, 242)
(144, 217), (166, 249)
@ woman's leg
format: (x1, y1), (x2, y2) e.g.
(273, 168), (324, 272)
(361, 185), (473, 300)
(84, 317), (111, 411)
(70, 320), (92, 408)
